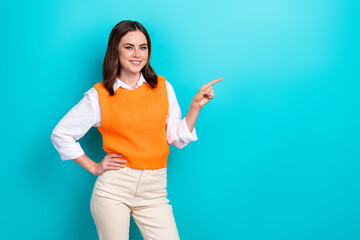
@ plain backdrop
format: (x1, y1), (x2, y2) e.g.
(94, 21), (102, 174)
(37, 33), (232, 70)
(1, 0), (359, 239)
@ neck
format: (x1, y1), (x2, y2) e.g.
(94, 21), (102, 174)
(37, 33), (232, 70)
(118, 71), (141, 88)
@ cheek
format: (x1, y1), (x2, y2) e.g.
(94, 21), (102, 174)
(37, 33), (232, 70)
(142, 50), (149, 57)
(142, 52), (149, 62)
(119, 51), (132, 60)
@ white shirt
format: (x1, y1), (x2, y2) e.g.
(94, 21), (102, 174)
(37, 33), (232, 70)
(51, 73), (198, 160)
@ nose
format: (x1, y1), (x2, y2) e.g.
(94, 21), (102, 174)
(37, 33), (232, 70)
(133, 48), (140, 58)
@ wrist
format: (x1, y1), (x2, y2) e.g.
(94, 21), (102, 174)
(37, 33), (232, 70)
(190, 101), (202, 111)
(92, 162), (99, 176)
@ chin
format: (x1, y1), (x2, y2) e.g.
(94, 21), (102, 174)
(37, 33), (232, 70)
(131, 65), (146, 72)
(129, 69), (142, 74)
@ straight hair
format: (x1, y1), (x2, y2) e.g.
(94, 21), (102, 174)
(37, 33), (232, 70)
(103, 20), (157, 95)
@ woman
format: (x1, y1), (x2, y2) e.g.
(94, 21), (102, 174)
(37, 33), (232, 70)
(51, 20), (222, 240)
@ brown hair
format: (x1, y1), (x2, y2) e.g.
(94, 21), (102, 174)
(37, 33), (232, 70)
(103, 20), (157, 95)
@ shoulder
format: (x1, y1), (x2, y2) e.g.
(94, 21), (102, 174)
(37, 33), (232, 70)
(92, 82), (110, 97)
(164, 79), (177, 102)
(157, 75), (166, 85)
(84, 87), (99, 101)
(156, 75), (173, 89)
(165, 80), (174, 92)
(93, 82), (105, 90)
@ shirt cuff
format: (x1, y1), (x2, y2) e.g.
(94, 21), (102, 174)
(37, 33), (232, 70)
(54, 141), (85, 161)
(60, 147), (85, 161)
(178, 117), (198, 143)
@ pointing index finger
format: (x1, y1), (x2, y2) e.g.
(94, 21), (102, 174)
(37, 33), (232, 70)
(204, 78), (223, 88)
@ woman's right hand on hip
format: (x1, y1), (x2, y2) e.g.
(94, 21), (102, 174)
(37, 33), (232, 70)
(94, 154), (127, 176)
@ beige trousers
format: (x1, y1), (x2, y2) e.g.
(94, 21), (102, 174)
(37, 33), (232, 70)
(90, 166), (180, 240)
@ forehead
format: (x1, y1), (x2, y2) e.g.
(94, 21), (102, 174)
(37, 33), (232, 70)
(120, 30), (147, 45)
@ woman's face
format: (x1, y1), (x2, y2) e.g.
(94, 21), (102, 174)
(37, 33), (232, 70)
(118, 30), (148, 75)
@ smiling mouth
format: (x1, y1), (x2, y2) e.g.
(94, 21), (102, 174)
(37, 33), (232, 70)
(129, 60), (141, 66)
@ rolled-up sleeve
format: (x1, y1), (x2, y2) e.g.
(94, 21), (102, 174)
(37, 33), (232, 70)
(50, 88), (100, 160)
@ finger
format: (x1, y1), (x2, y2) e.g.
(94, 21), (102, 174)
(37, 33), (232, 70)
(112, 156), (126, 161)
(203, 78), (223, 89)
(109, 156), (125, 161)
(106, 161), (126, 167)
(109, 162), (126, 167)
(205, 90), (215, 97)
(108, 162), (120, 167)
(200, 85), (214, 94)
(107, 165), (125, 170)
(204, 88), (214, 96)
(113, 158), (127, 163)
(108, 153), (124, 157)
(203, 85), (213, 92)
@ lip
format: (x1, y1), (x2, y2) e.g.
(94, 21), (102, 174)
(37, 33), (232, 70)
(129, 60), (142, 66)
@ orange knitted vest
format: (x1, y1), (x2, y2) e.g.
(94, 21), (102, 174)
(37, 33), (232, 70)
(93, 75), (169, 169)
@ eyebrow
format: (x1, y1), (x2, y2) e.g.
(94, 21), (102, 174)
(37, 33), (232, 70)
(123, 43), (147, 46)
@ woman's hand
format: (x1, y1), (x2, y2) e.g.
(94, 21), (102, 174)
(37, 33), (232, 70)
(184, 77), (223, 132)
(192, 78), (223, 109)
(94, 154), (127, 176)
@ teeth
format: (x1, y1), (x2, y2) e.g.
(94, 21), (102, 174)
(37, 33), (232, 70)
(130, 61), (140, 63)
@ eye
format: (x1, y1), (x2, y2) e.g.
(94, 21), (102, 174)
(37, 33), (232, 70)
(141, 46), (147, 50)
(125, 46), (132, 50)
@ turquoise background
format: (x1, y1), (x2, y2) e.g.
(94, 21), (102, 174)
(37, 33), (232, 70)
(1, 0), (359, 239)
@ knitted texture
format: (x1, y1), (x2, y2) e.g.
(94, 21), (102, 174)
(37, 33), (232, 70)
(93, 75), (169, 169)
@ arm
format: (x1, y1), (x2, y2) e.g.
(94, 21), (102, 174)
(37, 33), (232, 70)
(166, 81), (198, 149)
(50, 87), (101, 174)
(185, 102), (201, 133)
(73, 154), (98, 175)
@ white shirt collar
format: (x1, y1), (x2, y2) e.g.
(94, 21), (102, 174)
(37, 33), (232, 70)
(113, 72), (150, 92)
